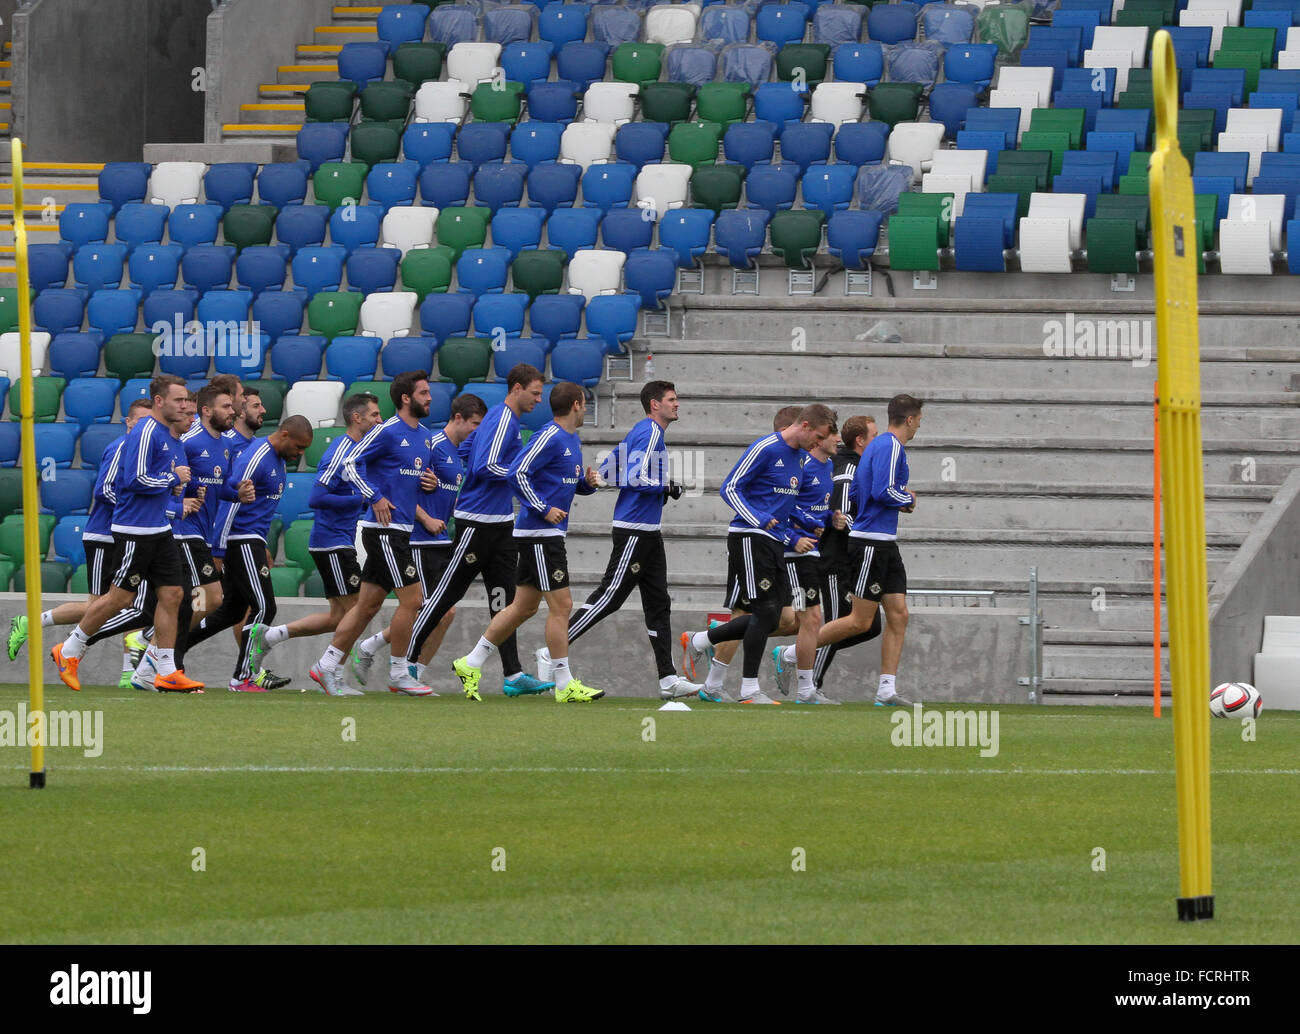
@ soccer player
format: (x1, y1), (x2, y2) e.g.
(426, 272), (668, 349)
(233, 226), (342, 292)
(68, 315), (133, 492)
(51, 375), (204, 693)
(401, 363), (554, 697)
(243, 391), (384, 684)
(210, 385), (263, 567)
(452, 381), (602, 703)
(679, 403), (836, 704)
(308, 371), (439, 697)
(177, 384), (238, 625)
(6, 399), (154, 685)
(534, 379), (702, 700)
(184, 416), (314, 691)
(810, 394), (922, 706)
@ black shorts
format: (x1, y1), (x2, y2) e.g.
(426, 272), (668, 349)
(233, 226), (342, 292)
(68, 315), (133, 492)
(109, 531), (182, 591)
(310, 547), (362, 598)
(783, 553), (823, 611)
(516, 536), (569, 592)
(724, 532), (790, 611)
(359, 527), (420, 592)
(849, 538), (907, 602)
(83, 541), (113, 596)
(178, 538), (222, 587)
(412, 544), (452, 596)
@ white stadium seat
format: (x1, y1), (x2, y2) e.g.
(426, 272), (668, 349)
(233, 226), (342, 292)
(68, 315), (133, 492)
(148, 162), (206, 207)
(1216, 131), (1269, 183)
(414, 80), (471, 123)
(1254, 616), (1300, 710)
(635, 162), (692, 217)
(922, 173), (974, 218)
(1017, 217), (1074, 272)
(1280, 51), (1300, 70)
(1227, 192), (1286, 250)
(809, 82), (868, 125)
(1225, 107), (1282, 153)
(994, 66), (1055, 108)
(582, 83), (640, 125)
(645, 3), (700, 45)
(1179, 10), (1228, 52)
(447, 42), (503, 83)
(885, 121), (945, 183)
(0, 331), (52, 379)
(560, 121), (617, 169)
(358, 291), (419, 339)
(930, 148), (988, 189)
(380, 206), (438, 253)
(1186, 0), (1241, 26)
(1029, 192), (1087, 251)
(1092, 25), (1149, 67)
(1218, 218), (1274, 273)
(284, 381), (345, 428)
(1082, 49), (1134, 94)
(566, 248), (626, 300)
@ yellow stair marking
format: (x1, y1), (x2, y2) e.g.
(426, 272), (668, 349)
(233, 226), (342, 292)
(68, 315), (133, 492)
(0, 62), (12, 69)
(0, 82), (11, 89)
(0, 183), (96, 192)
(317, 25), (376, 33)
(0, 246), (14, 253)
(337, 6), (383, 14)
(300, 45), (344, 54)
(0, 266), (15, 274)
(19, 162), (105, 171)
(241, 103), (306, 111)
(223, 123), (303, 132)
(279, 64), (338, 74)
(261, 84), (311, 94)
(0, 224), (58, 232)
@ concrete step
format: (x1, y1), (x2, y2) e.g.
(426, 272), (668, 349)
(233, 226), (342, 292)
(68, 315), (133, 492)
(1043, 644), (1171, 681)
(221, 124), (303, 142)
(314, 24), (379, 44)
(259, 83), (312, 100)
(297, 44), (344, 61)
(1096, 604), (1170, 631)
(278, 63), (338, 84)
(238, 103), (306, 125)
(1041, 684), (1171, 705)
(1043, 627), (1167, 646)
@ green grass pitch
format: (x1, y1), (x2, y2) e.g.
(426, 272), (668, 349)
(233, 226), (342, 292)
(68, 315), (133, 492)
(1, 682), (1297, 944)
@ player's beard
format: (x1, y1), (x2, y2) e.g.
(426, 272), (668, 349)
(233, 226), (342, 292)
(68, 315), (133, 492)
(245, 411), (265, 432)
(410, 399), (430, 419)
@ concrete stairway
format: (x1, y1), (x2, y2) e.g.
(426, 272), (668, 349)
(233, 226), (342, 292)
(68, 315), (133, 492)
(0, 162), (101, 282)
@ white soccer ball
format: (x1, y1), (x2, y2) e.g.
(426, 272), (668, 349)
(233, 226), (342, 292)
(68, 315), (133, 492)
(1210, 682), (1262, 720)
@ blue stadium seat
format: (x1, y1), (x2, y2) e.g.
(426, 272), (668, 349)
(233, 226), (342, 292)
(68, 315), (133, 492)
(114, 203), (168, 251)
(724, 121), (778, 171)
(592, 5), (640, 46)
(1258, 69), (1300, 96)
(952, 215), (1006, 272)
(377, 3), (430, 52)
(60, 203), (112, 248)
(456, 123), (512, 171)
(98, 162), (150, 214)
(528, 79), (583, 122)
(527, 292), (585, 347)
(833, 42), (884, 87)
(583, 292), (640, 355)
(1251, 175), (1300, 221)
(921, 4), (975, 47)
(826, 209), (883, 269)
(1051, 91), (1103, 136)
(48, 332), (104, 380)
(87, 288), (142, 337)
(502, 40), (554, 85)
(297, 123), (350, 174)
(473, 292), (531, 339)
(815, 3), (866, 46)
(465, 381), (509, 410)
(158, 340), (212, 380)
(714, 209), (770, 267)
(78, 423), (122, 469)
(1051, 174), (1102, 219)
(721, 43), (774, 87)
(257, 162), (309, 208)
(421, 380), (457, 427)
(270, 336), (326, 383)
(167, 203), (223, 247)
(338, 40), (390, 85)
(420, 292), (477, 343)
(964, 107), (1020, 149)
(1061, 150), (1118, 192)
(275, 475), (315, 523)
(1030, 25), (1083, 64)
(34, 424), (79, 468)
(428, 3), (478, 46)
(403, 123), (457, 167)
(328, 203), (385, 253)
(456, 247), (512, 294)
(581, 161), (638, 211)
(835, 121), (889, 165)
(943, 43), (997, 89)
(1189, 68), (1246, 108)
(1251, 92), (1298, 135)
(492, 337), (547, 379)
(1086, 132), (1136, 180)
(1163, 25), (1212, 68)
(72, 244), (128, 292)
(197, 289), (253, 328)
(490, 206), (547, 260)
(540, 3), (589, 48)
(346, 246), (402, 294)
(744, 162), (799, 210)
(0, 422), (17, 466)
(180, 244), (236, 293)
(779, 123), (834, 174)
(546, 207), (603, 259)
(1192, 176), (1234, 223)
(801, 164), (857, 214)
(204, 163), (258, 212)
(1060, 66), (1114, 103)
(380, 336), (437, 379)
(418, 161), (474, 209)
(855, 162), (911, 214)
(366, 160), (421, 212)
(27, 243), (73, 292)
(1095, 108), (1151, 151)
(323, 336), (380, 383)
(293, 245), (348, 296)
(615, 121), (670, 168)
(1050, 10), (1100, 52)
(510, 122), (565, 169)
(753, 82), (806, 129)
(34, 289), (89, 335)
(236, 245), (291, 295)
(666, 43), (719, 86)
(550, 340), (603, 388)
(142, 289), (197, 333)
(118, 378), (152, 416)
(701, 3), (754, 45)
(928, 83), (980, 140)
(252, 290), (307, 343)
(1260, 152), (1300, 176)
(955, 131), (1005, 174)
(658, 208), (714, 270)
(526, 161), (582, 212)
(556, 42), (609, 92)
(1193, 151), (1249, 194)
(1018, 47), (1068, 94)
(887, 42), (941, 90)
(623, 247), (676, 311)
(867, 3), (919, 46)
(600, 208), (653, 252)
(40, 468), (96, 518)
(473, 162), (529, 213)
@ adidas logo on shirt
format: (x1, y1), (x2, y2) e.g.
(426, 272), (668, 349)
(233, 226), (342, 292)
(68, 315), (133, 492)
(200, 450), (210, 458)
(400, 438), (410, 447)
(563, 448), (572, 456)
(775, 459), (784, 468)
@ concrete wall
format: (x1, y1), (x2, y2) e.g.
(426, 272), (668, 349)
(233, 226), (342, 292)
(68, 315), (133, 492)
(2, 597), (1034, 704)
(204, 0), (337, 142)
(1209, 468), (1300, 688)
(13, 0), (207, 162)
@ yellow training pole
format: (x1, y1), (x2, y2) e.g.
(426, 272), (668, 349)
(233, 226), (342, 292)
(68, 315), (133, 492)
(11, 138), (46, 789)
(1149, 32), (1212, 920)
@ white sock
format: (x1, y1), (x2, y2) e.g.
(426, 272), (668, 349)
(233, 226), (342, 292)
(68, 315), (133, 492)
(691, 629), (712, 653)
(740, 676), (759, 699)
(389, 656), (407, 681)
(412, 662), (427, 682)
(320, 645), (345, 670)
(266, 624), (290, 646)
(796, 669), (814, 696)
(155, 648), (177, 676)
(62, 627), (89, 660)
(878, 673), (896, 698)
(705, 658), (728, 691)
(467, 636), (495, 669)
(537, 647), (551, 663)
(41, 610), (55, 627)
(134, 649), (157, 679)
(122, 650), (134, 672)
(503, 671), (523, 681)
(360, 631), (386, 655)
(552, 657), (572, 691)
(781, 644), (796, 664)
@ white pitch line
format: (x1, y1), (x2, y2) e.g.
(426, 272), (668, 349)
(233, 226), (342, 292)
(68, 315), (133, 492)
(9, 764), (1300, 776)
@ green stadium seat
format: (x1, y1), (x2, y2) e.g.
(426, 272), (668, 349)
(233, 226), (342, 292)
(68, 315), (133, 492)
(400, 247), (455, 299)
(1211, 50), (1262, 97)
(304, 80), (357, 123)
(887, 215), (942, 271)
(1018, 131), (1071, 177)
(769, 209), (826, 271)
(690, 163), (745, 213)
(669, 120), (723, 168)
(282, 518), (315, 570)
(103, 335), (157, 381)
(314, 162), (368, 210)
(437, 336), (492, 388)
(1179, 109), (1215, 154)
(868, 82), (921, 127)
(1122, 0), (1176, 22)
(694, 83), (750, 127)
(1117, 89), (1155, 110)
(1219, 27), (1276, 69)
(1094, 195), (1150, 246)
(776, 43), (831, 88)
(996, 149), (1052, 190)
(13, 561), (71, 594)
(303, 568), (327, 598)
(69, 564), (88, 594)
(10, 377), (66, 422)
(510, 248), (566, 298)
(303, 426), (348, 471)
(346, 380), (394, 417)
(976, 4), (1030, 58)
(265, 518), (282, 560)
(1117, 172), (1149, 195)
(350, 123), (403, 168)
(471, 81), (525, 123)
(1085, 218), (1140, 274)
(360, 80), (415, 123)
(435, 206), (491, 261)
(640, 82), (695, 124)
(0, 470), (21, 519)
(0, 287), (32, 334)
(270, 564), (304, 597)
(307, 291), (364, 340)
(897, 192), (954, 245)
(0, 512), (56, 558)
(1029, 108), (1085, 150)
(1114, 9), (1164, 32)
(223, 204), (278, 252)
(393, 42), (447, 86)
(612, 42), (664, 88)
(1128, 152), (1151, 176)
(984, 173), (1037, 216)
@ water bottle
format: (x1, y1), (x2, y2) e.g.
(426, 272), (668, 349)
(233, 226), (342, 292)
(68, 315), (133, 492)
(644, 352), (655, 379)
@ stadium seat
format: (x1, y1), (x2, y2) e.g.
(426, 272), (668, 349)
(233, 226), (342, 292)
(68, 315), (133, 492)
(292, 246), (347, 296)
(113, 203), (168, 252)
(322, 336), (380, 384)
(446, 41), (504, 84)
(48, 332), (103, 381)
(327, 202), (383, 256)
(723, 121), (778, 172)
(0, 331), (51, 380)
(142, 288), (197, 332)
(204, 163), (258, 213)
(346, 247), (402, 295)
(801, 165), (857, 215)
(26, 243), (73, 293)
(359, 292), (418, 339)
(826, 209), (883, 292)
(744, 162), (799, 211)
(666, 42), (720, 87)
(527, 80), (582, 124)
(867, 2), (919, 46)
(402, 123), (456, 169)
(623, 247), (677, 315)
(566, 249), (625, 301)
(420, 292), (477, 343)
(691, 164), (746, 213)
(592, 4), (640, 47)
(98, 161), (151, 214)
(752, 83), (806, 130)
(561, 122), (618, 170)
(86, 288), (143, 338)
(314, 162), (368, 211)
(235, 245), (290, 295)
(72, 244), (128, 292)
(510, 122), (565, 170)
(33, 290), (89, 336)
(526, 161), (583, 213)
(658, 208), (714, 292)
(834, 122), (890, 167)
(601, 208), (655, 252)
(540, 3), (588, 48)
(148, 162), (206, 208)
(270, 336), (326, 384)
(456, 247), (512, 294)
(834, 42), (885, 87)
(490, 207), (547, 261)
(583, 292), (639, 355)
(695, 82), (752, 126)
(307, 291), (365, 340)
(868, 82), (922, 128)
(557, 43), (610, 92)
(510, 248), (568, 298)
(437, 336), (493, 388)
(378, 3), (431, 53)
(32, 423), (78, 469)
(547, 207), (603, 260)
(886, 122), (946, 184)
(615, 122), (670, 170)
(305, 80), (358, 123)
(928, 83), (980, 141)
(528, 292), (585, 348)
(472, 293), (530, 339)
(714, 209), (770, 293)
(414, 79), (472, 123)
(417, 161), (473, 211)
(58, 203), (112, 250)
(381, 206), (439, 255)
(366, 161), (421, 213)
(472, 162), (529, 214)
(778, 123), (834, 176)
(635, 163), (692, 219)
(252, 291), (306, 343)
(640, 82), (696, 125)
(584, 82), (640, 125)
(581, 162), (638, 213)
(284, 381), (345, 428)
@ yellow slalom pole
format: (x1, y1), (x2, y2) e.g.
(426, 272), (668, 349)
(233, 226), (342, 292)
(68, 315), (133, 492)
(1149, 32), (1212, 921)
(11, 138), (46, 789)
